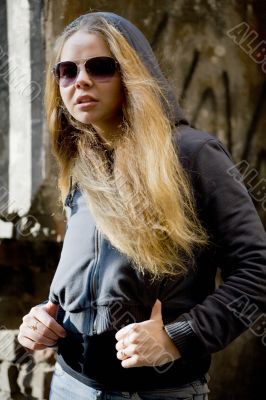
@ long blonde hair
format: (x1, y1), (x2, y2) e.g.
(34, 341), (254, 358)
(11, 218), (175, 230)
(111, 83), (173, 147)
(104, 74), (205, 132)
(45, 14), (210, 281)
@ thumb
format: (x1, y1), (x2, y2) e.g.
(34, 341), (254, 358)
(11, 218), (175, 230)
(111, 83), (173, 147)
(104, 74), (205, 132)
(150, 298), (163, 321)
(44, 301), (59, 319)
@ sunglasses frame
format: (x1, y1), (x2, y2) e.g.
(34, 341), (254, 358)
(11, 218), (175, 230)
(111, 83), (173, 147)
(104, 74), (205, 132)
(52, 56), (119, 86)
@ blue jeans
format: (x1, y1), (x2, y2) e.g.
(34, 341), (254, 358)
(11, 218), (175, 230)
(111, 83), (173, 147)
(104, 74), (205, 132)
(49, 362), (210, 400)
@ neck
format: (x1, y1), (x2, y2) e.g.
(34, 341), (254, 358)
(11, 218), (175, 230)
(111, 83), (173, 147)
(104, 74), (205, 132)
(93, 118), (124, 150)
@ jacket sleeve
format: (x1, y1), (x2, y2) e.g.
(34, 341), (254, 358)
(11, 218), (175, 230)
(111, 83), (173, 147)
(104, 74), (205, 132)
(164, 138), (266, 359)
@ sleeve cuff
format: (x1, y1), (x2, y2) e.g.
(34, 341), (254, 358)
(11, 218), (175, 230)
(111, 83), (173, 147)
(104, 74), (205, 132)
(164, 315), (207, 360)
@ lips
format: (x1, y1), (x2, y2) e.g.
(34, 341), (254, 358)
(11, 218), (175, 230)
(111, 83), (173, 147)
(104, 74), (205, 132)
(75, 95), (98, 104)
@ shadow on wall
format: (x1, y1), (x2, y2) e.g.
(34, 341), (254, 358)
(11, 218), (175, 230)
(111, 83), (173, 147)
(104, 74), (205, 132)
(209, 329), (266, 400)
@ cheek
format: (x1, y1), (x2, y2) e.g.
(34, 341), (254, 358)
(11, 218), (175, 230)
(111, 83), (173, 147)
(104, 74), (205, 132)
(108, 82), (124, 109)
(59, 88), (72, 111)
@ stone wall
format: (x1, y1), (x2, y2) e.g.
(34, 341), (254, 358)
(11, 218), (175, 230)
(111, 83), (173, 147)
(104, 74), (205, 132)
(0, 0), (265, 398)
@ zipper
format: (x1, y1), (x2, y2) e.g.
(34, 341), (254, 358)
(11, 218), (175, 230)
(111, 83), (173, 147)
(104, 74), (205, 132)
(91, 227), (101, 334)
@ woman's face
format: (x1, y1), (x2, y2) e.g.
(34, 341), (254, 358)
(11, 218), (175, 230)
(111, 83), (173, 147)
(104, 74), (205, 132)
(58, 30), (124, 134)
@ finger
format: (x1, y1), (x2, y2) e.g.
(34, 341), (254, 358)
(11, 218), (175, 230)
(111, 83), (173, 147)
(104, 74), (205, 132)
(116, 341), (123, 351)
(121, 354), (142, 368)
(36, 323), (59, 341)
(23, 315), (60, 341)
(44, 302), (59, 319)
(115, 332), (137, 351)
(150, 299), (162, 320)
(116, 336), (127, 351)
(117, 350), (128, 360)
(27, 318), (59, 341)
(19, 325), (58, 347)
(29, 307), (66, 337)
(17, 335), (48, 351)
(115, 323), (138, 341)
(117, 344), (136, 360)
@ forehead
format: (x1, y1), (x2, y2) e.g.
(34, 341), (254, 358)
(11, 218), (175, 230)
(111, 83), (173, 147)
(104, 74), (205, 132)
(60, 30), (112, 61)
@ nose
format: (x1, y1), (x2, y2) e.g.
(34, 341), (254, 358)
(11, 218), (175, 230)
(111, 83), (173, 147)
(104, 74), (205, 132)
(75, 65), (93, 88)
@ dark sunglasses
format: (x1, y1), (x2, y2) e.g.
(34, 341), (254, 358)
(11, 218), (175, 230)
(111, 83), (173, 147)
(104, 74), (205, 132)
(52, 56), (119, 87)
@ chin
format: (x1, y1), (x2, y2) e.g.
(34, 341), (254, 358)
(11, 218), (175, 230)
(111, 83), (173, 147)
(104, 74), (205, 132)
(74, 113), (98, 126)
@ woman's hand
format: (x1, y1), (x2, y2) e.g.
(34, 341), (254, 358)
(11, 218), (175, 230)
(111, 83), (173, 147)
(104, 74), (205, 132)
(115, 299), (181, 368)
(18, 301), (67, 351)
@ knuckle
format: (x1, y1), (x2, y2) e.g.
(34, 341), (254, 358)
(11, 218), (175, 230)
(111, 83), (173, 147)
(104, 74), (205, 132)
(131, 323), (139, 332)
(131, 335), (139, 344)
(18, 326), (27, 338)
(22, 315), (29, 323)
(29, 306), (37, 315)
(42, 326), (50, 336)
(46, 320), (53, 329)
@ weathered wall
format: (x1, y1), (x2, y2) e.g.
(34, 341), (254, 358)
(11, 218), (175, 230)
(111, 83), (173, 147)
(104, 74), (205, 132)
(0, 0), (265, 399)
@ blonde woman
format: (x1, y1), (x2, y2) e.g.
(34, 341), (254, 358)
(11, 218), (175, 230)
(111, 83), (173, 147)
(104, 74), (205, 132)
(18, 12), (266, 400)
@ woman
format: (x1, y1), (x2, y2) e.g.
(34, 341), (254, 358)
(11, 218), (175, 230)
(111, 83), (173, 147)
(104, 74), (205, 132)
(18, 11), (266, 400)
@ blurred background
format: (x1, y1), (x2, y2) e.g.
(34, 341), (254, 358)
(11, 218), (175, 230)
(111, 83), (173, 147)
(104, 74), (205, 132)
(0, 0), (265, 398)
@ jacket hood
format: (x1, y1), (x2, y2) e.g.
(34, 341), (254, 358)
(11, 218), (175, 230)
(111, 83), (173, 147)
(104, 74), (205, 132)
(65, 11), (189, 126)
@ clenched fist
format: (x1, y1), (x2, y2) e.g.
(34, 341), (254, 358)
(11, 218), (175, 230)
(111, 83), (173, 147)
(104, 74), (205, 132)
(18, 301), (66, 351)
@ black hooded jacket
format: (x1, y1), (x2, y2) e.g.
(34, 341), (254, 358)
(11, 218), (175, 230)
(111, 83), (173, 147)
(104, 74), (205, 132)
(48, 12), (266, 391)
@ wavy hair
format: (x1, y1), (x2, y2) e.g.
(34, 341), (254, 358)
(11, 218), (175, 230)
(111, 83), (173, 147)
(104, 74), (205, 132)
(44, 14), (210, 281)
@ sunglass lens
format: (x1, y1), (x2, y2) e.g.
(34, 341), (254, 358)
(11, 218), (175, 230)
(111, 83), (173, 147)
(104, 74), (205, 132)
(86, 57), (117, 79)
(56, 62), (78, 87)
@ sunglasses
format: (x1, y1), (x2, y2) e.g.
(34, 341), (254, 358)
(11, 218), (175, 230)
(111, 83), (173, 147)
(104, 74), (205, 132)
(52, 56), (119, 87)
